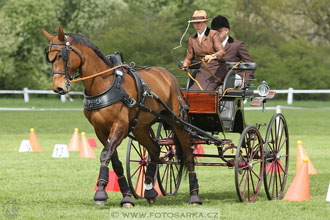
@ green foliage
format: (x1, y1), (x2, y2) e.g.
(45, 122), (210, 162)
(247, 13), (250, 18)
(0, 0), (329, 95)
(0, 0), (59, 89)
(251, 38), (330, 89)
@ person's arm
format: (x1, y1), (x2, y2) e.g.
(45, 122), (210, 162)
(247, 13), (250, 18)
(212, 31), (225, 60)
(183, 37), (194, 67)
(238, 42), (254, 79)
(238, 42), (253, 62)
(204, 31), (225, 62)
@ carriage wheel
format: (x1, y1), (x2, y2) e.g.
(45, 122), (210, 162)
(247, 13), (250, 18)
(126, 136), (149, 199)
(263, 113), (289, 200)
(235, 125), (264, 202)
(156, 122), (183, 196)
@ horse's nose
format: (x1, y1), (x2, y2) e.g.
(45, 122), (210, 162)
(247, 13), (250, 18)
(54, 87), (65, 94)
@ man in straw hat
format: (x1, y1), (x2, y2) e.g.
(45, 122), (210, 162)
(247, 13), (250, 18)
(211, 15), (254, 79)
(183, 10), (227, 91)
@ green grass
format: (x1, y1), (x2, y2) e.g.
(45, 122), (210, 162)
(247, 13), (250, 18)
(0, 98), (330, 220)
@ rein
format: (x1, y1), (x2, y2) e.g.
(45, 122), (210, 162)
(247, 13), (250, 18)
(176, 60), (242, 91)
(69, 64), (128, 83)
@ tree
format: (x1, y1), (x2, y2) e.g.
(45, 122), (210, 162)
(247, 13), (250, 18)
(0, 0), (126, 90)
(0, 0), (59, 89)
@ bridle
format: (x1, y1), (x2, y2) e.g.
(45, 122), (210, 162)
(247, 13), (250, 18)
(45, 35), (82, 87)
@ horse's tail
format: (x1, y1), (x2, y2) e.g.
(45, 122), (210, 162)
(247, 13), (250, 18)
(173, 131), (188, 173)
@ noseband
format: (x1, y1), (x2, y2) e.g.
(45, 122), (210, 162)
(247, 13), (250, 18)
(45, 35), (82, 85)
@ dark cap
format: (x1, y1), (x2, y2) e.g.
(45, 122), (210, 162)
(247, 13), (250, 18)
(211, 15), (230, 30)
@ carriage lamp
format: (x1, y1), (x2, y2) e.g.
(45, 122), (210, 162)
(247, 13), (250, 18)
(257, 81), (270, 97)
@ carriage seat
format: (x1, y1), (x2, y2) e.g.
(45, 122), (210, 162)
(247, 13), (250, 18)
(219, 62), (256, 129)
(220, 62), (256, 97)
(225, 62), (256, 71)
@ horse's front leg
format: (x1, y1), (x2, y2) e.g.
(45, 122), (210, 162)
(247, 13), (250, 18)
(111, 150), (135, 207)
(93, 124), (134, 207)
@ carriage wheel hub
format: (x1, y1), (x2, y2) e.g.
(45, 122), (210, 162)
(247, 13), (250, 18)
(140, 157), (147, 166)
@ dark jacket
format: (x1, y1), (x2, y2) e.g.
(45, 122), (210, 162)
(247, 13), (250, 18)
(223, 36), (254, 79)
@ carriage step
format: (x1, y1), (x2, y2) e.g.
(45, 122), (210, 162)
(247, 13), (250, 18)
(156, 138), (232, 146)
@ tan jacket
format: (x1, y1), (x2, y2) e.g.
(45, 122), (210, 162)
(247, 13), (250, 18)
(184, 27), (225, 65)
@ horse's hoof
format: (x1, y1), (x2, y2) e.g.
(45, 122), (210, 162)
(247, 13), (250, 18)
(120, 195), (135, 208)
(94, 200), (107, 205)
(122, 203), (134, 208)
(94, 190), (108, 201)
(144, 188), (158, 200)
(147, 198), (156, 204)
(189, 194), (202, 205)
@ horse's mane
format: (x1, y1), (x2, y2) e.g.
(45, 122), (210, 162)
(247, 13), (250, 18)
(66, 33), (113, 67)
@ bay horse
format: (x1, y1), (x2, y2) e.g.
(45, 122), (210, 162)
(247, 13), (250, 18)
(42, 25), (202, 207)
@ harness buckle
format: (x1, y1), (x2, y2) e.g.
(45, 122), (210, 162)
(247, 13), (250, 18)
(124, 97), (136, 108)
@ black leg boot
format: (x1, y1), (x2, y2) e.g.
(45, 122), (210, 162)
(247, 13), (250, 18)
(117, 176), (135, 207)
(144, 162), (158, 200)
(94, 166), (109, 204)
(189, 172), (202, 205)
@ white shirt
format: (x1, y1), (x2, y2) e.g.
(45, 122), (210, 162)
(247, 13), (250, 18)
(197, 27), (207, 38)
(222, 35), (229, 48)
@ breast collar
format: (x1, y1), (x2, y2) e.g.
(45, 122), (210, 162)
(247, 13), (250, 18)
(83, 66), (143, 111)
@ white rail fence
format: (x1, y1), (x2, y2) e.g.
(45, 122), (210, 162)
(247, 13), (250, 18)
(0, 88), (83, 103)
(0, 87), (330, 104)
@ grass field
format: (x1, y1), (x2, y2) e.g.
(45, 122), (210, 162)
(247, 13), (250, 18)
(0, 97), (330, 220)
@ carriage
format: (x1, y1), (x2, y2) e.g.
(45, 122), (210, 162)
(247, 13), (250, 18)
(44, 25), (289, 206)
(126, 62), (289, 202)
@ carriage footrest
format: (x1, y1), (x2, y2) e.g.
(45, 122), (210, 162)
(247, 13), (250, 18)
(156, 138), (232, 146)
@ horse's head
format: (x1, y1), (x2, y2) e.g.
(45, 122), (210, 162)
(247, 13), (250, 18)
(42, 25), (83, 94)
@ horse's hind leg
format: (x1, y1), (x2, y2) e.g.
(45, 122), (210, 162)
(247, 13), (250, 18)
(172, 125), (202, 205)
(132, 127), (161, 204)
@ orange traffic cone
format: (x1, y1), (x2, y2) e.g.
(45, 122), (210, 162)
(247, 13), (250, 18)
(192, 145), (205, 158)
(135, 170), (144, 197)
(80, 132), (96, 158)
(266, 160), (283, 174)
(29, 128), (42, 152)
(283, 157), (310, 201)
(296, 140), (317, 175)
(94, 170), (120, 192)
(154, 179), (163, 197)
(88, 138), (98, 148)
(68, 128), (80, 151)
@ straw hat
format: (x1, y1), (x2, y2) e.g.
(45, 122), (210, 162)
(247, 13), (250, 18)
(188, 10), (209, 23)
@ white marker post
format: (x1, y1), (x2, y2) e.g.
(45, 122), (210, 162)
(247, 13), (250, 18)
(326, 182), (330, 202)
(276, 105), (282, 137)
(52, 144), (69, 158)
(19, 140), (32, 152)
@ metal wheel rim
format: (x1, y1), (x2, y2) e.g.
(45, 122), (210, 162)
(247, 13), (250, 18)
(126, 137), (148, 199)
(235, 126), (264, 202)
(263, 113), (289, 200)
(156, 123), (183, 196)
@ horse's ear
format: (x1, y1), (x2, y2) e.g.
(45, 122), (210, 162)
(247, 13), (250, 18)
(57, 24), (65, 41)
(42, 29), (53, 42)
